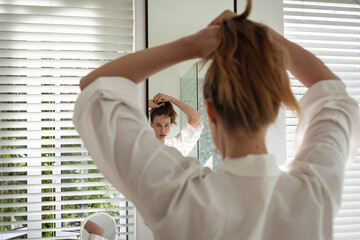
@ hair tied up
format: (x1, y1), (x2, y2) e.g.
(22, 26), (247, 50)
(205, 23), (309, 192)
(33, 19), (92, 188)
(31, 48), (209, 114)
(235, 0), (252, 21)
(203, 0), (300, 133)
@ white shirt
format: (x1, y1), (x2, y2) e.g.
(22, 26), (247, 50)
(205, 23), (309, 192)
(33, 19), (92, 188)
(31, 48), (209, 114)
(88, 233), (107, 240)
(73, 77), (359, 240)
(165, 121), (203, 156)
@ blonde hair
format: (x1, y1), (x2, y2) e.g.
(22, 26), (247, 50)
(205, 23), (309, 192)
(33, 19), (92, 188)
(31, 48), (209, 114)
(149, 102), (177, 125)
(203, 0), (300, 134)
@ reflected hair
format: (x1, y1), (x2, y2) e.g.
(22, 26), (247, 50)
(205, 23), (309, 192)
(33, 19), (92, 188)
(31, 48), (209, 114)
(203, 0), (300, 134)
(149, 102), (177, 125)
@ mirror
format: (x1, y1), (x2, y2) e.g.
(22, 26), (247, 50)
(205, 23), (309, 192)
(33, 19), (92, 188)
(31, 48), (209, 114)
(148, 0), (235, 169)
(80, 213), (117, 240)
(148, 0), (287, 169)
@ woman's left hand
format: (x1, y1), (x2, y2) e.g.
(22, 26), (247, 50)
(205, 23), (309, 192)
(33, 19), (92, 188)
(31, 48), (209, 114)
(153, 93), (173, 104)
(208, 10), (237, 27)
(149, 99), (164, 108)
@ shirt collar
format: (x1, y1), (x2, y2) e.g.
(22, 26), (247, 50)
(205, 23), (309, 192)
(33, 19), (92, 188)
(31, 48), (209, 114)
(218, 154), (280, 177)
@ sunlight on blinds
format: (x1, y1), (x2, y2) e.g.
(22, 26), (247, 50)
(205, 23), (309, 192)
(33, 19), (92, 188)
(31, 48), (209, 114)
(284, 1), (360, 239)
(0, 0), (135, 239)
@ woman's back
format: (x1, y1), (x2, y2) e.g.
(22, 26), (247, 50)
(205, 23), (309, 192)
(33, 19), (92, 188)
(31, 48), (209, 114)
(148, 155), (326, 240)
(140, 80), (358, 240)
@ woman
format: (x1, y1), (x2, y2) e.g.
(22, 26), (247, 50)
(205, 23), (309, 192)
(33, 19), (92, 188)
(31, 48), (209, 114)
(149, 92), (203, 156)
(73, 0), (359, 239)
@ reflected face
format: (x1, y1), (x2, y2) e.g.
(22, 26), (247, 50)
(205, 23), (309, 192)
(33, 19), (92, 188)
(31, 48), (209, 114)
(150, 115), (171, 143)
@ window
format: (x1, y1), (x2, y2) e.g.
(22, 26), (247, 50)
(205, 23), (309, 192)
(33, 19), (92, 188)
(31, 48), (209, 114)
(284, 1), (360, 239)
(0, 0), (135, 239)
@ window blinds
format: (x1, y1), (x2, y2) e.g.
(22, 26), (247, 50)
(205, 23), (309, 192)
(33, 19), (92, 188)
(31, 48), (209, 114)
(283, 1), (360, 239)
(0, 0), (135, 239)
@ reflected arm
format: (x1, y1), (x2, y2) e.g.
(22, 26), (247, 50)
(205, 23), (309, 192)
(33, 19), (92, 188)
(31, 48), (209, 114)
(152, 92), (202, 129)
(170, 97), (202, 129)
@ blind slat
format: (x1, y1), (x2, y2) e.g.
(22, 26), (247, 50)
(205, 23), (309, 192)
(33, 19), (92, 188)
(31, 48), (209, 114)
(0, 103), (77, 110)
(0, 49), (126, 60)
(0, 40), (132, 51)
(0, 207), (133, 217)
(0, 13), (133, 26)
(0, 112), (75, 119)
(0, 94), (78, 102)
(0, 198), (126, 208)
(1, 173), (105, 181)
(0, 68), (93, 77)
(0, 217), (133, 227)
(0, 0), (133, 9)
(0, 22), (133, 35)
(0, 5), (133, 19)
(1, 164), (98, 173)
(0, 59), (106, 69)
(0, 189), (119, 199)
(1, 181), (113, 191)
(0, 129), (78, 137)
(0, 77), (80, 85)
(1, 147), (88, 155)
(0, 156), (90, 164)
(0, 120), (75, 129)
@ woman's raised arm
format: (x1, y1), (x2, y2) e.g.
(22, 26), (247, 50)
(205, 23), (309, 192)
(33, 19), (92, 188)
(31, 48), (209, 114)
(268, 29), (340, 88)
(79, 26), (219, 91)
(209, 9), (340, 88)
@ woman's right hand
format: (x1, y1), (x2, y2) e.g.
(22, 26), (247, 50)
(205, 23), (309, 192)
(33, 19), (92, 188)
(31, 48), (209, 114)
(149, 99), (164, 109)
(208, 10), (237, 27)
(187, 10), (238, 59)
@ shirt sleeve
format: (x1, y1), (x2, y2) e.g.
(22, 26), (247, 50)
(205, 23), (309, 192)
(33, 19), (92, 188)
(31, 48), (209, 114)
(73, 77), (203, 226)
(287, 80), (360, 208)
(166, 121), (204, 156)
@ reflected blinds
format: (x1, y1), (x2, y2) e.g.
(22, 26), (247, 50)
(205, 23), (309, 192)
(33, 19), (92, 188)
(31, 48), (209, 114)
(283, 1), (360, 239)
(0, 0), (135, 239)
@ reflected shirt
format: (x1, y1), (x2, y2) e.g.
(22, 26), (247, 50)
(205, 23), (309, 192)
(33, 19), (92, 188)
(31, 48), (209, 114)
(165, 121), (203, 156)
(73, 77), (359, 240)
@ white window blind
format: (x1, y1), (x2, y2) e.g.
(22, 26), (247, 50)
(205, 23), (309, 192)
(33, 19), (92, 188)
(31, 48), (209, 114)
(0, 0), (135, 239)
(284, 1), (360, 239)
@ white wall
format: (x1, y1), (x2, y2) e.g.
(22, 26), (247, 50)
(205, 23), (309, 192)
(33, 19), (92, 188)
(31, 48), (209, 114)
(237, 0), (284, 33)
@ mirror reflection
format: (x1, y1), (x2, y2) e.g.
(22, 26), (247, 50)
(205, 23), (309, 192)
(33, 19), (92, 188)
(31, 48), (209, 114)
(180, 64), (222, 169)
(80, 213), (117, 240)
(148, 0), (234, 169)
(148, 92), (203, 156)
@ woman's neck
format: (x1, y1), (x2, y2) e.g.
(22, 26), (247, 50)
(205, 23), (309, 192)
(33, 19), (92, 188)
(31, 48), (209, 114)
(219, 126), (268, 159)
